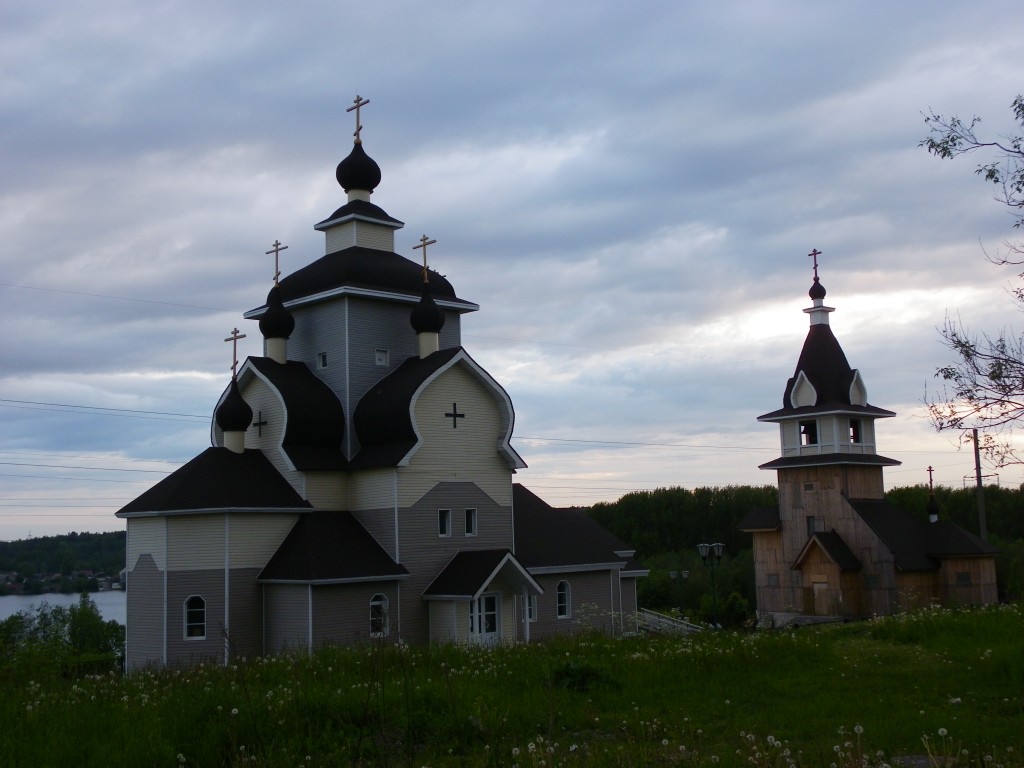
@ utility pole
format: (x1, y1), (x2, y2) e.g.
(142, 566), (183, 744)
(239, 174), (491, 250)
(973, 428), (989, 541)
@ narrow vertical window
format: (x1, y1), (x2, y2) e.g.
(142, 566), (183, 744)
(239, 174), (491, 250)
(438, 509), (451, 537)
(317, 352), (328, 369)
(370, 593), (389, 637)
(556, 580), (571, 619)
(465, 508), (478, 536)
(184, 595), (206, 639)
(526, 595), (537, 622)
(849, 419), (862, 444)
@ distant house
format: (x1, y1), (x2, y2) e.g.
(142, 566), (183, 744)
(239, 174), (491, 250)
(739, 271), (997, 626)
(116, 110), (643, 668)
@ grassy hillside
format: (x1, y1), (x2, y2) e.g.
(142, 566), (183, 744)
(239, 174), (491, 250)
(3, 603), (1021, 767)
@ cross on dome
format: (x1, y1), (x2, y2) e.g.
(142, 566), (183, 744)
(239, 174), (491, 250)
(224, 328), (247, 378)
(413, 234), (437, 283)
(808, 248), (822, 280)
(266, 240), (288, 286)
(347, 95), (370, 144)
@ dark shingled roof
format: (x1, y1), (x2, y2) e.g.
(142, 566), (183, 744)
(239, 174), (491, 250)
(350, 347), (463, 468)
(737, 506), (781, 531)
(513, 484), (641, 571)
(794, 530), (862, 571)
(246, 247), (475, 313)
(422, 549), (540, 598)
(258, 510), (407, 583)
(758, 323), (895, 421)
(116, 448), (311, 516)
(759, 453), (901, 470)
(849, 498), (998, 572)
(246, 358), (347, 470)
(315, 199), (402, 230)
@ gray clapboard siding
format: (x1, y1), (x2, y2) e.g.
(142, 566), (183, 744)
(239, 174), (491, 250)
(127, 517), (166, 572)
(168, 516), (225, 571)
(229, 514), (301, 568)
(264, 584), (310, 654)
(166, 568), (225, 666)
(395, 482), (513, 646)
(312, 583), (400, 647)
(125, 553), (164, 670)
(227, 566), (263, 660)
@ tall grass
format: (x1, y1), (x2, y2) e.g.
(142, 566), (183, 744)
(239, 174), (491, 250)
(2, 603), (1021, 767)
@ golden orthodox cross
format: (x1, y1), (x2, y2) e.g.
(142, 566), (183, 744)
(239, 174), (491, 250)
(347, 94), (370, 143)
(413, 234), (436, 284)
(266, 240), (288, 286)
(225, 328), (247, 378)
(808, 248), (822, 280)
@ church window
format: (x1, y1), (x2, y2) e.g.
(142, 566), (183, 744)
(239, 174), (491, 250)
(438, 509), (451, 537)
(799, 420), (818, 445)
(370, 593), (389, 637)
(184, 596), (206, 639)
(805, 516), (822, 537)
(849, 419), (862, 443)
(526, 594), (537, 621)
(955, 572), (972, 588)
(465, 508), (478, 536)
(317, 352), (328, 368)
(556, 580), (571, 619)
(375, 349), (389, 366)
(864, 574), (880, 589)
(803, 482), (815, 492)
(766, 573), (780, 587)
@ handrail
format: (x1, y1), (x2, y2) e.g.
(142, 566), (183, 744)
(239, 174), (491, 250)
(636, 607), (703, 635)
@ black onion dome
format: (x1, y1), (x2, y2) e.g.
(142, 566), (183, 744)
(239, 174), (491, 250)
(809, 277), (827, 300)
(216, 379), (253, 432)
(336, 142), (381, 193)
(259, 285), (295, 339)
(410, 281), (445, 334)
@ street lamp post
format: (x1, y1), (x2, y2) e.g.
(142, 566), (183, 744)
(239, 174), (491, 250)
(668, 569), (690, 617)
(697, 542), (725, 628)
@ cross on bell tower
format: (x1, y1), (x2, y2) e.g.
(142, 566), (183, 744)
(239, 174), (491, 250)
(347, 95), (370, 144)
(808, 248), (822, 280)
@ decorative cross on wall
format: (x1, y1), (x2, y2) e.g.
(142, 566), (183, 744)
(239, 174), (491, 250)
(347, 94), (370, 143)
(224, 328), (247, 378)
(413, 234), (437, 283)
(808, 248), (822, 279)
(266, 240), (288, 286)
(445, 402), (465, 428)
(253, 411), (269, 437)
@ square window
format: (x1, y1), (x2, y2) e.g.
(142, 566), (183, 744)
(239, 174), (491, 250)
(955, 572), (972, 588)
(803, 482), (815, 492)
(465, 508), (477, 536)
(799, 420), (818, 446)
(317, 352), (328, 369)
(766, 573), (780, 587)
(438, 509), (451, 537)
(375, 349), (389, 366)
(864, 574), (881, 590)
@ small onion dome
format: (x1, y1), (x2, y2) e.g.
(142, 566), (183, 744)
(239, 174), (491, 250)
(410, 281), (445, 334)
(216, 379), (253, 432)
(809, 277), (827, 300)
(336, 142), (382, 193)
(259, 285), (295, 339)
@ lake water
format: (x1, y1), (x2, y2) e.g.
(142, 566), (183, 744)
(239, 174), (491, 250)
(0, 590), (126, 625)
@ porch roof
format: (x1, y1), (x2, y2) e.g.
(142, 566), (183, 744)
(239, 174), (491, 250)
(422, 549), (543, 600)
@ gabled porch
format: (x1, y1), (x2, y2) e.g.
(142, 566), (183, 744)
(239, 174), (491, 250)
(423, 549), (543, 644)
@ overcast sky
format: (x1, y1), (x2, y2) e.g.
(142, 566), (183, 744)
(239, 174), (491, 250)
(2, 1), (1023, 540)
